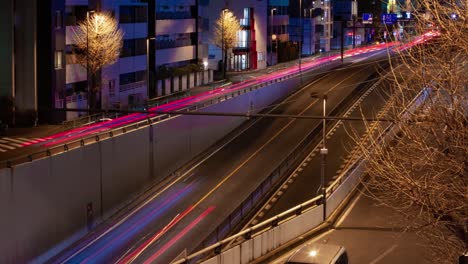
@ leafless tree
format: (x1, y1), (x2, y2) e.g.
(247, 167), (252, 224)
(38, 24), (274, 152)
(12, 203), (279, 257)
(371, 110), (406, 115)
(213, 10), (241, 79)
(73, 12), (123, 109)
(355, 1), (467, 263)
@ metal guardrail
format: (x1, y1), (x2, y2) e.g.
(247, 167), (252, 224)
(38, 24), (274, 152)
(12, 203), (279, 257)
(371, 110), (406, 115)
(171, 80), (432, 264)
(0, 59), (336, 169)
(62, 112), (121, 130)
(178, 64), (375, 263)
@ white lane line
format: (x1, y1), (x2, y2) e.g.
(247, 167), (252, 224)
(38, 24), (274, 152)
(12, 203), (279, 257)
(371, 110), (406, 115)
(0, 148), (6, 152)
(335, 190), (364, 227)
(369, 244), (398, 264)
(0, 143), (16, 150)
(17, 137), (31, 141)
(63, 69), (326, 262)
(3, 137), (25, 144)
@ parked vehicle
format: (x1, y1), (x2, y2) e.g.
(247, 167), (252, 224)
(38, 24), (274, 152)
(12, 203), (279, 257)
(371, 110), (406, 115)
(285, 243), (348, 264)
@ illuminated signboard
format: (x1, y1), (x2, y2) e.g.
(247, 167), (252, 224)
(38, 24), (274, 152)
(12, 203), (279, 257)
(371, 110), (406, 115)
(363, 13), (373, 24)
(381, 13), (397, 25)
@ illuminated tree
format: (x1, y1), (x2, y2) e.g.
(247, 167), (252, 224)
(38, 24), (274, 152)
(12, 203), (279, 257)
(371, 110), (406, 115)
(73, 12), (123, 109)
(356, 1), (467, 262)
(214, 9), (241, 79)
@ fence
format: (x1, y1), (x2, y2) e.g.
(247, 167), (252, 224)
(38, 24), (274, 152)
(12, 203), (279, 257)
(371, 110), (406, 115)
(172, 82), (432, 264)
(0, 59), (336, 170)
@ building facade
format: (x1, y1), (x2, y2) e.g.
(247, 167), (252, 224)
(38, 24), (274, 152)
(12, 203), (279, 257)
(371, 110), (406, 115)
(64, 0), (207, 119)
(200, 0), (268, 72)
(289, 0), (331, 56)
(268, 0), (290, 65)
(0, 0), (210, 124)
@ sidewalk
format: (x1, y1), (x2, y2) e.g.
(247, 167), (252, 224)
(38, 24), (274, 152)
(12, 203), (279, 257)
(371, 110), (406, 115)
(268, 190), (433, 264)
(3, 52), (338, 140)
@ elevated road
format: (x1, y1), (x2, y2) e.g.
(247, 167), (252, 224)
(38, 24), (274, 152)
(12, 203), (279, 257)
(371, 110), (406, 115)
(0, 44), (395, 168)
(47, 51), (391, 264)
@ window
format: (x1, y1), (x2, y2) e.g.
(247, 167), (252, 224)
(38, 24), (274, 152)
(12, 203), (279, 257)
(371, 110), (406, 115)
(65, 5), (87, 26)
(55, 51), (63, 70)
(119, 6), (148, 23)
(109, 80), (116, 97)
(55, 10), (62, 29)
(121, 38), (147, 57)
(257, 52), (265, 62)
(119, 70), (146, 86)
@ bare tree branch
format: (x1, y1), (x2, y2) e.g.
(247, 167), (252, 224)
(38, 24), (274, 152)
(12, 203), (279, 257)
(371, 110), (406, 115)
(355, 1), (467, 262)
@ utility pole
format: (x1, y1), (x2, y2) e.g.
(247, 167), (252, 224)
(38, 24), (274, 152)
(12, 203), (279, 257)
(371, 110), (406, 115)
(147, 0), (156, 99)
(221, 8), (228, 79)
(270, 8), (276, 66)
(341, 21), (345, 63)
(299, 0), (303, 83)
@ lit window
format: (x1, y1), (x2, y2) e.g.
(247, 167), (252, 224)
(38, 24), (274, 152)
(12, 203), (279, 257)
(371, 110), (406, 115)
(54, 51), (63, 70)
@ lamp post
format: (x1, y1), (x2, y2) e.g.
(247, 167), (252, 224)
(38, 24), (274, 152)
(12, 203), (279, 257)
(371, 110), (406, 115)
(311, 92), (328, 221)
(203, 60), (208, 83)
(86, 10), (95, 111)
(298, 0), (303, 84)
(270, 8), (276, 66)
(146, 37), (155, 96)
(272, 34), (277, 64)
(309, 7), (314, 55)
(221, 8), (228, 79)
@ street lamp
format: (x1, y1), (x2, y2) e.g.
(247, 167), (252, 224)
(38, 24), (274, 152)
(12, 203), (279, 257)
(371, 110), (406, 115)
(270, 8), (276, 66)
(203, 60), (208, 83)
(309, 8), (314, 55)
(272, 34), (277, 64)
(298, 0), (303, 83)
(86, 10), (95, 110)
(146, 37), (155, 96)
(311, 92), (328, 221)
(221, 8), (228, 79)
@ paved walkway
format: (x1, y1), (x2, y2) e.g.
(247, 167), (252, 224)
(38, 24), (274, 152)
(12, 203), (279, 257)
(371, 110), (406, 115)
(268, 190), (433, 264)
(3, 52), (338, 140)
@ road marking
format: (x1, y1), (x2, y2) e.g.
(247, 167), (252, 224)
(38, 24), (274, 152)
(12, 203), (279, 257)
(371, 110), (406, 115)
(3, 137), (25, 144)
(369, 244), (398, 264)
(0, 143), (15, 150)
(245, 65), (383, 228)
(0, 148), (6, 152)
(64, 66), (332, 262)
(192, 97), (321, 209)
(335, 190), (364, 227)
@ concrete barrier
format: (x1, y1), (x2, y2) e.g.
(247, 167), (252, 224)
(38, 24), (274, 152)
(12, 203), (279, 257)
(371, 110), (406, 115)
(0, 62), (338, 263)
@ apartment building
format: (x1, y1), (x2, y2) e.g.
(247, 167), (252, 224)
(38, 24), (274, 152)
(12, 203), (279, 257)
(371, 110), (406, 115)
(268, 0), (290, 65)
(200, 0), (268, 72)
(310, 0), (332, 52)
(63, 0), (207, 118)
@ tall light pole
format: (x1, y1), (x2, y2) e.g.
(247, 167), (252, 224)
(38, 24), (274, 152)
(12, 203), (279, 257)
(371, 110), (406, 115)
(146, 37), (155, 97)
(272, 34), (277, 64)
(311, 92), (328, 221)
(221, 8), (228, 79)
(298, 0), (303, 83)
(86, 10), (95, 111)
(309, 8), (313, 55)
(270, 8), (276, 66)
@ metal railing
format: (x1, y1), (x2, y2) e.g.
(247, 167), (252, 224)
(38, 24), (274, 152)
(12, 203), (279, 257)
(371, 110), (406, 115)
(0, 57), (336, 169)
(178, 63), (370, 263)
(171, 79), (433, 264)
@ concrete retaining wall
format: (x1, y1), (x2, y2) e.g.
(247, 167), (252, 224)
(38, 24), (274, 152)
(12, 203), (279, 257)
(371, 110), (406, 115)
(0, 64), (334, 262)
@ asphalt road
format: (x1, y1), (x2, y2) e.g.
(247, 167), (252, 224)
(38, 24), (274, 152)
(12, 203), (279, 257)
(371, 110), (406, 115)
(253, 63), (391, 221)
(47, 51), (389, 264)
